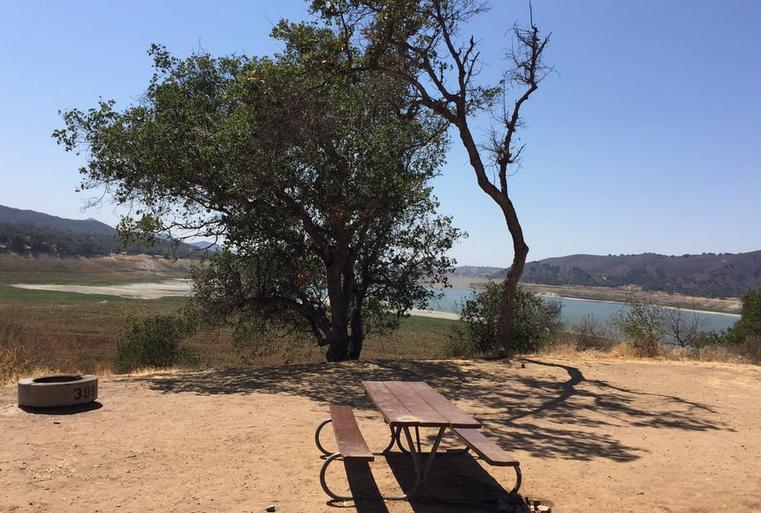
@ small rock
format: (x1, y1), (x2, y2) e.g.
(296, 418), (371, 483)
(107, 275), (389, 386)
(537, 506), (551, 513)
(265, 505), (276, 512)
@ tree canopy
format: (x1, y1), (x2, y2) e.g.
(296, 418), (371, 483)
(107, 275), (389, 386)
(54, 23), (461, 361)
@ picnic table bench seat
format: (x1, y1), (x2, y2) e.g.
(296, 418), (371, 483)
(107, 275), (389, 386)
(451, 427), (522, 495)
(318, 405), (396, 502)
(328, 405), (374, 461)
(452, 427), (520, 467)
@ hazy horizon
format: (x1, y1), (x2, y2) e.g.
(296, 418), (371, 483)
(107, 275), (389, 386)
(1, 0), (759, 266)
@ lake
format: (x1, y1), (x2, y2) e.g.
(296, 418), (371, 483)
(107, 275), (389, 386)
(426, 287), (739, 333)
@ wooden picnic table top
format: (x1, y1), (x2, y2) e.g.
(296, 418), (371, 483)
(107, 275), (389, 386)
(362, 381), (481, 429)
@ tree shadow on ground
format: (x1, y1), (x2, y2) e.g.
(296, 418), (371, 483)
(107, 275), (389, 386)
(136, 357), (729, 463)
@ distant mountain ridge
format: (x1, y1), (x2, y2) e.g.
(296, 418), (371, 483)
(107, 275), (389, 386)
(0, 204), (115, 236)
(452, 265), (504, 279)
(189, 241), (223, 253)
(3, 204), (758, 297)
(0, 204), (205, 258)
(455, 251), (761, 298)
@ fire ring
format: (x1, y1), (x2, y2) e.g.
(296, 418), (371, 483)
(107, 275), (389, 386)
(18, 374), (98, 408)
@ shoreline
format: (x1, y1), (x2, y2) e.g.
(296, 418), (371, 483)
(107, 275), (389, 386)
(444, 276), (742, 314)
(11, 278), (741, 317)
(523, 283), (741, 315)
(546, 294), (741, 318)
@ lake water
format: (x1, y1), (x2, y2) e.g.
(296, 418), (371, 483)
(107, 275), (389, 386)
(426, 287), (739, 333)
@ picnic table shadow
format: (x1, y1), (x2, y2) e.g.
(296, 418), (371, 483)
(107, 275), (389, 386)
(335, 453), (523, 513)
(138, 357), (730, 465)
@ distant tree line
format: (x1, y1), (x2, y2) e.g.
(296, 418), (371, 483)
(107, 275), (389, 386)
(0, 222), (199, 258)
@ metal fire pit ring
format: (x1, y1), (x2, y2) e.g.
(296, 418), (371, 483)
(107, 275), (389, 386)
(18, 374), (98, 408)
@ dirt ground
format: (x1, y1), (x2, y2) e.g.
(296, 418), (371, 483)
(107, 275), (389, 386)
(2, 358), (761, 513)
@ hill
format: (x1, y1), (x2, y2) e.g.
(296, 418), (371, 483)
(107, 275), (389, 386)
(0, 204), (115, 236)
(0, 204), (202, 258)
(456, 251), (761, 298)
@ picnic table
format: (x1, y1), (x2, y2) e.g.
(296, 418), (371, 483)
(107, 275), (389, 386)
(315, 380), (521, 503)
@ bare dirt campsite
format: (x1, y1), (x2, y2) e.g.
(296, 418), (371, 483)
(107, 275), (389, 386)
(3, 358), (761, 513)
(2, 2), (761, 513)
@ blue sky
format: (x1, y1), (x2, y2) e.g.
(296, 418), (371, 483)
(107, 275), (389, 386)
(0, 1), (759, 266)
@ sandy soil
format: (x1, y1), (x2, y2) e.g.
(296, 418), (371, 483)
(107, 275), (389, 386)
(2, 358), (761, 513)
(407, 309), (459, 320)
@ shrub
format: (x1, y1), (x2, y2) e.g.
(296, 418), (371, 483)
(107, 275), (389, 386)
(572, 314), (614, 351)
(459, 283), (562, 355)
(727, 288), (761, 345)
(114, 314), (198, 373)
(444, 329), (477, 358)
(737, 335), (761, 363)
(692, 329), (730, 348)
(662, 307), (707, 348)
(612, 300), (664, 356)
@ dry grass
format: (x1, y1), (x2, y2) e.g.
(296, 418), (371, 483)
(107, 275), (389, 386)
(0, 345), (30, 383)
(0, 257), (455, 381)
(0, 285), (462, 383)
(1, 259), (757, 384)
(0, 308), (31, 382)
(540, 336), (761, 367)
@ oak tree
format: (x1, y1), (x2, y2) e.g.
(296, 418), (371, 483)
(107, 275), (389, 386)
(54, 24), (460, 361)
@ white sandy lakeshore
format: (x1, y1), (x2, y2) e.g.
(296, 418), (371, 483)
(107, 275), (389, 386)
(11, 280), (461, 320)
(11, 279), (193, 300)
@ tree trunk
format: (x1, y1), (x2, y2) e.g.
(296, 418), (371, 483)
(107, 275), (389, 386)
(325, 260), (351, 362)
(348, 304), (364, 360)
(326, 330), (350, 362)
(454, 119), (530, 357)
(325, 295), (350, 361)
(496, 240), (529, 356)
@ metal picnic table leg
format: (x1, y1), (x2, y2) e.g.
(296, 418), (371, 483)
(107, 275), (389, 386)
(415, 427), (521, 505)
(400, 425), (447, 501)
(378, 425), (399, 455)
(400, 426), (509, 505)
(400, 426), (423, 497)
(318, 420), (475, 503)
